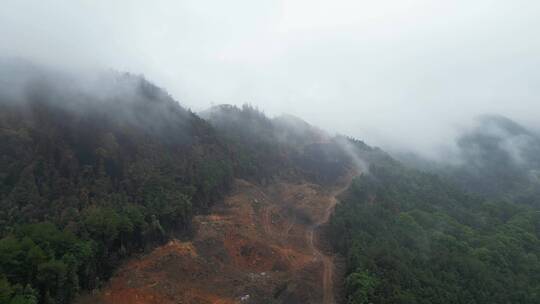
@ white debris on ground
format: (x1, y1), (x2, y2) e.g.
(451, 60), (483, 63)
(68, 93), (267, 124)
(240, 294), (250, 302)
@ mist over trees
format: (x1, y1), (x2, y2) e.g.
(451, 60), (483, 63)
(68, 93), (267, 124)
(331, 115), (540, 303)
(398, 115), (540, 208)
(0, 64), (237, 303)
(1, 1), (540, 303)
(0, 61), (539, 304)
(329, 140), (540, 304)
(0, 63), (357, 303)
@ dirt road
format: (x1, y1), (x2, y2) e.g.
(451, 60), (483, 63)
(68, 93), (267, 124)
(308, 179), (353, 304)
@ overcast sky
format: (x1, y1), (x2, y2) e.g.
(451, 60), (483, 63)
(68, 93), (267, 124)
(1, 0), (539, 157)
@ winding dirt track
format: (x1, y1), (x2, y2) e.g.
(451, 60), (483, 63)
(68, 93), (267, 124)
(309, 181), (353, 304)
(257, 174), (353, 303)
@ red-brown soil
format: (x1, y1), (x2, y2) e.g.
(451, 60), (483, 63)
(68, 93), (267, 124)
(77, 173), (354, 304)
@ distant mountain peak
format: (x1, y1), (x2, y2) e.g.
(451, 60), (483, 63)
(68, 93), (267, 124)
(475, 114), (531, 137)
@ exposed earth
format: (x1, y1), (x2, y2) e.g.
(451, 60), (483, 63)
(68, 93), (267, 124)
(78, 172), (354, 304)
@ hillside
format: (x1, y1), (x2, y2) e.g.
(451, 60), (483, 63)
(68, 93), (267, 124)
(0, 65), (358, 304)
(398, 115), (540, 206)
(448, 115), (540, 206)
(1, 65), (539, 304)
(0, 65), (237, 303)
(330, 141), (540, 303)
(79, 173), (354, 304)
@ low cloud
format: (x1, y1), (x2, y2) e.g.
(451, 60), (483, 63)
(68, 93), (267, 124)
(2, 0), (540, 157)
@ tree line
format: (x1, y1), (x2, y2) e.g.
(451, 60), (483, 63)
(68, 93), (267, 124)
(329, 144), (540, 303)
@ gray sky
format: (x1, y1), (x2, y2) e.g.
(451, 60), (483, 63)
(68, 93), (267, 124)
(1, 0), (540, 157)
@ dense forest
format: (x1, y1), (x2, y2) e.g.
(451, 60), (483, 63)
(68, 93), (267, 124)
(202, 104), (352, 184)
(0, 70), (240, 303)
(0, 64), (354, 304)
(329, 140), (540, 303)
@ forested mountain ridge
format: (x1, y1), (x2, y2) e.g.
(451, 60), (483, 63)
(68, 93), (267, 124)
(0, 64), (354, 304)
(0, 67), (239, 303)
(448, 115), (540, 206)
(329, 138), (540, 303)
(201, 104), (352, 184)
(0, 64), (539, 304)
(398, 115), (540, 206)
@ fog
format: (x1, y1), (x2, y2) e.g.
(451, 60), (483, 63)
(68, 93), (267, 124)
(2, 0), (540, 158)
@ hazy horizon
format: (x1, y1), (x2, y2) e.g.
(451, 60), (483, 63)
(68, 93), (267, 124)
(2, 0), (539, 158)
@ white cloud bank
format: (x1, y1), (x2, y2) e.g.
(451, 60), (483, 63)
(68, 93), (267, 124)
(1, 0), (540, 157)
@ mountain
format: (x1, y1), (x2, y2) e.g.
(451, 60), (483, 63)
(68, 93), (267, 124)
(398, 115), (540, 207)
(0, 65), (236, 303)
(329, 142), (540, 304)
(0, 64), (538, 304)
(0, 64), (358, 304)
(450, 115), (540, 202)
(201, 104), (353, 184)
